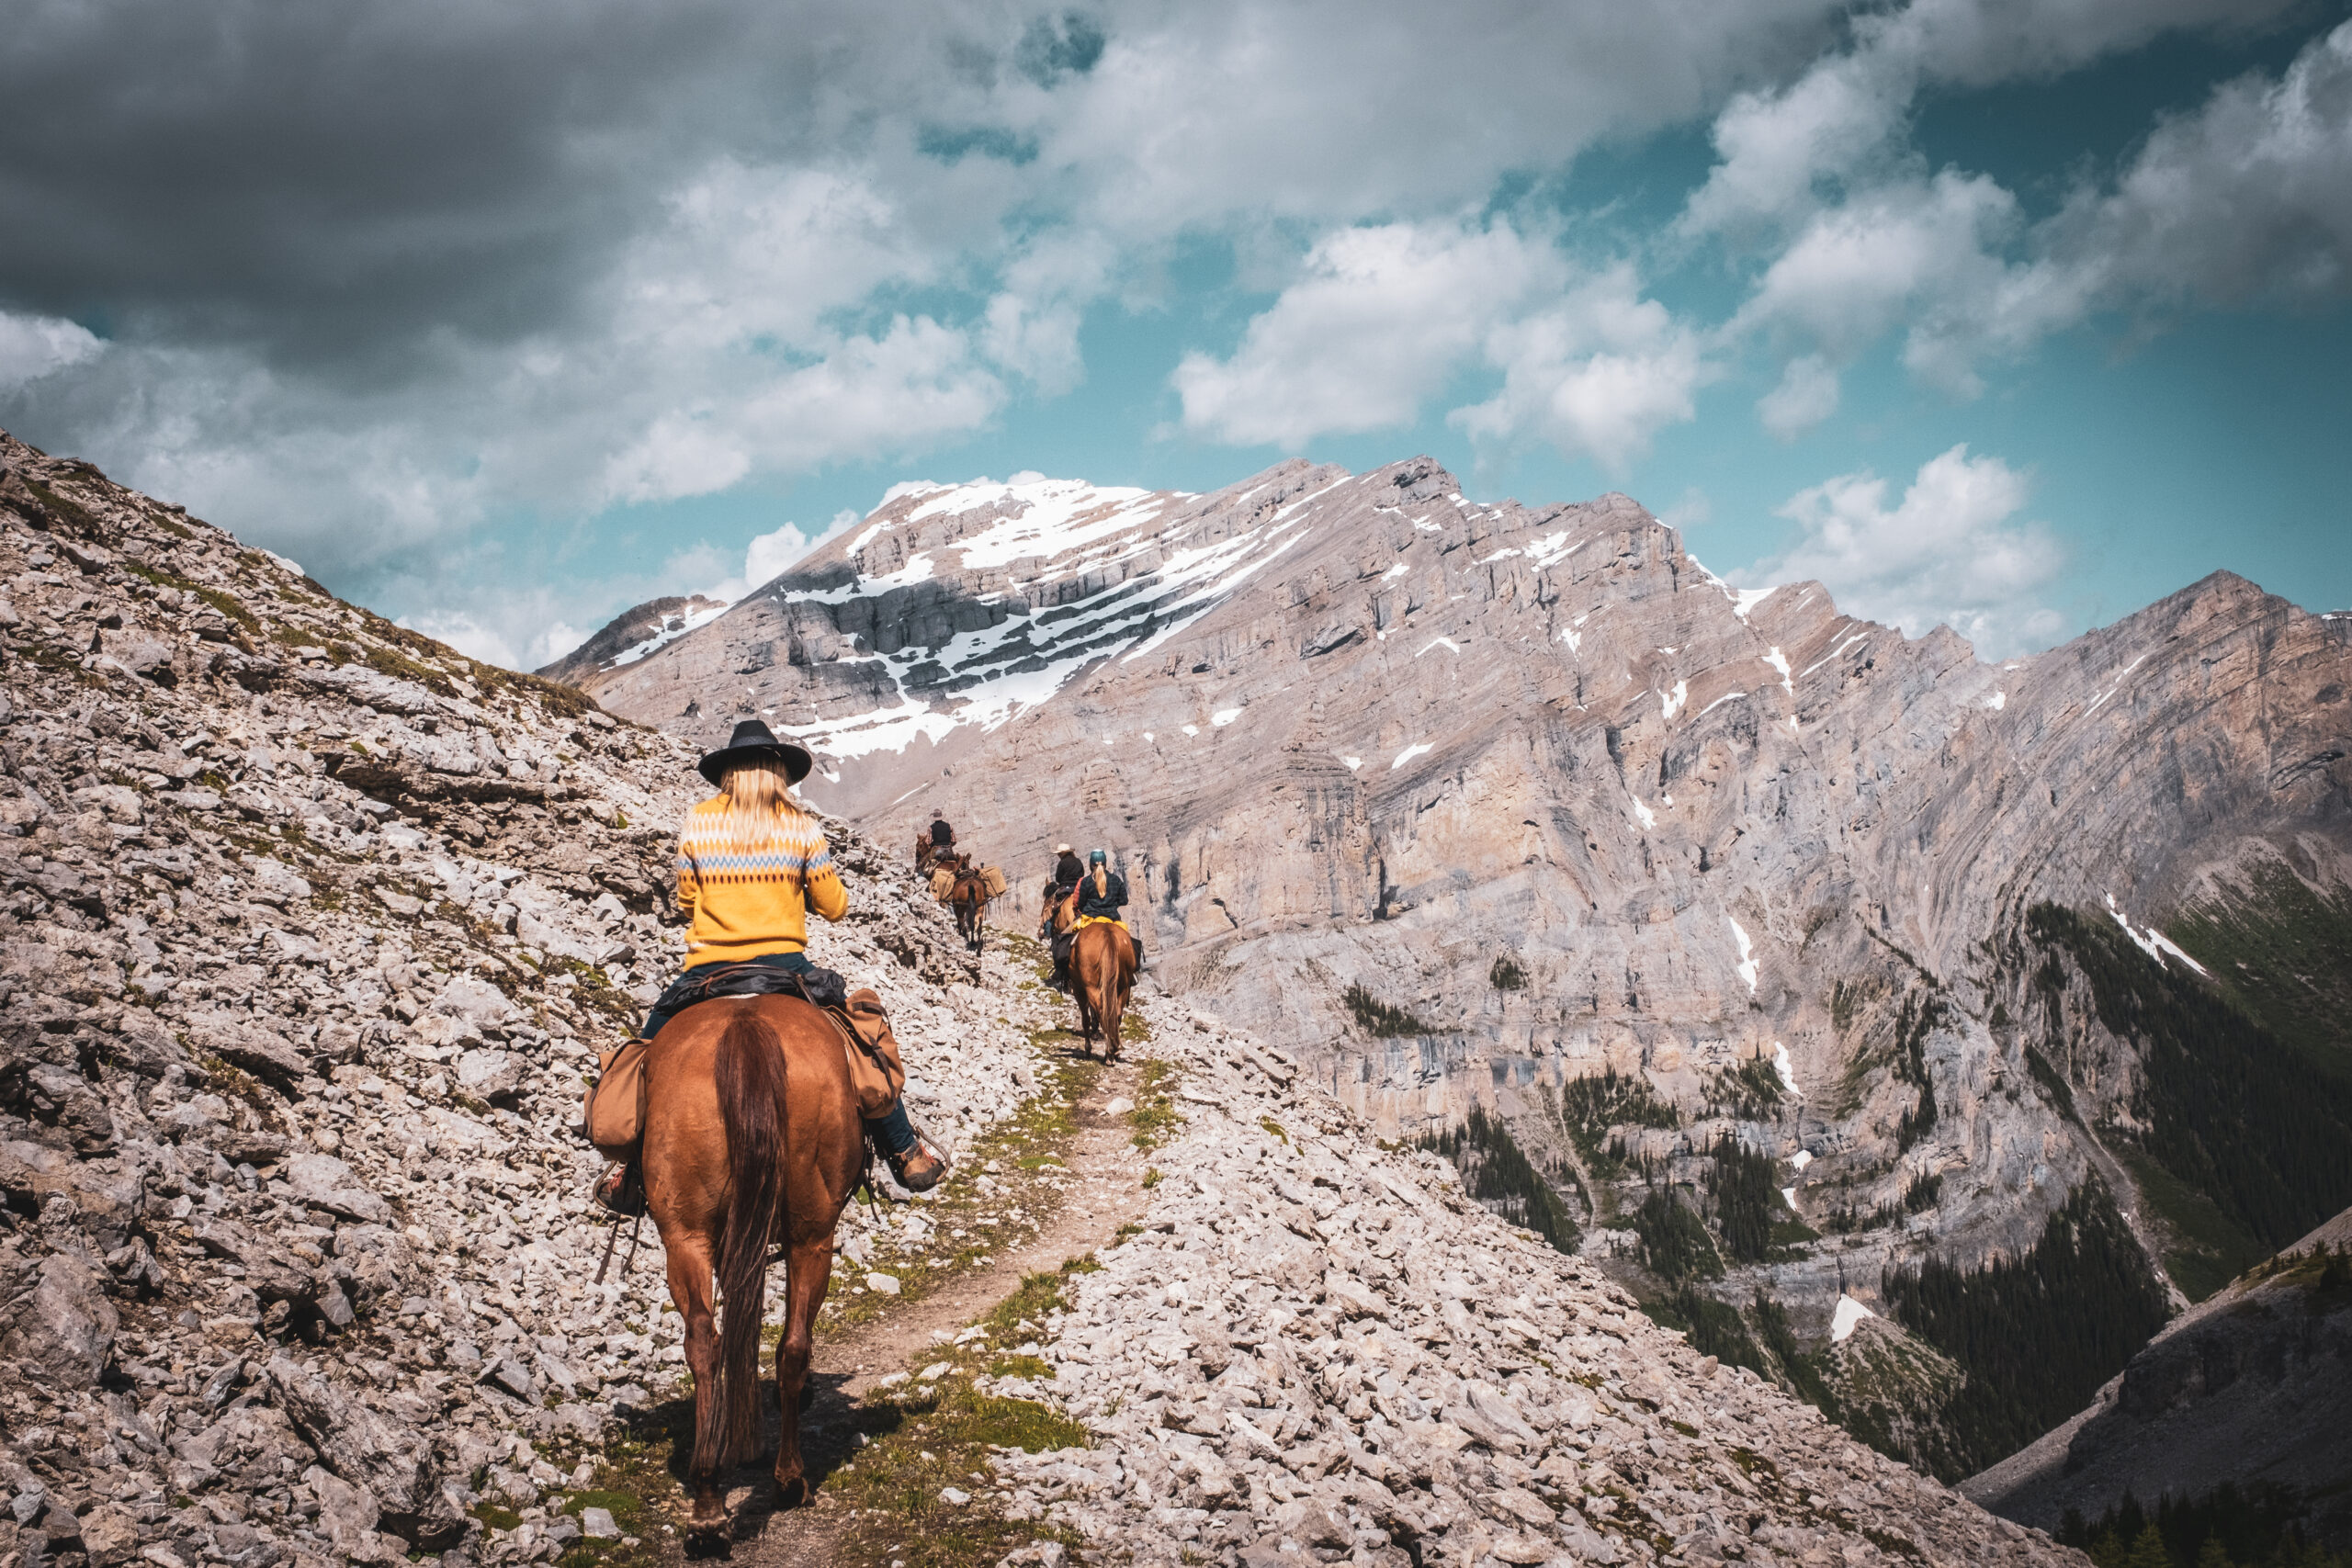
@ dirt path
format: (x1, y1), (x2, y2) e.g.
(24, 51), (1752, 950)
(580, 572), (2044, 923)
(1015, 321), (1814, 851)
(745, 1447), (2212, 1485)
(707, 1049), (1153, 1566)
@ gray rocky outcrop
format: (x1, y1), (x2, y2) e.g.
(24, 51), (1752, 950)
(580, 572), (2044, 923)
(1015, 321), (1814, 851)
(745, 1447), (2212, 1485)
(0, 429), (1008, 1565)
(983, 991), (2082, 1568)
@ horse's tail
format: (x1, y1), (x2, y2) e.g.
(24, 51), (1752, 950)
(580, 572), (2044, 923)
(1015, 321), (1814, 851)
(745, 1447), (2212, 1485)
(707, 1007), (789, 1469)
(1077, 926), (1117, 1041)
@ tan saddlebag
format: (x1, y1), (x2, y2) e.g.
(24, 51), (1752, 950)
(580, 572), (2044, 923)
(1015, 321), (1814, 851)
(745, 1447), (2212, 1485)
(582, 1038), (650, 1158)
(930, 867), (956, 901)
(980, 863), (1009, 898)
(840, 987), (908, 1119)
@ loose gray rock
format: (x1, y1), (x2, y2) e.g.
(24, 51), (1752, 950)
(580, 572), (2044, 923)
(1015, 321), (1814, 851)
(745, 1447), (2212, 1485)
(0, 1249), (118, 1388)
(280, 1152), (391, 1224)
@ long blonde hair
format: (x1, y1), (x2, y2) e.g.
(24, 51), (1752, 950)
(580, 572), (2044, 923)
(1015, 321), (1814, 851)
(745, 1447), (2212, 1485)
(719, 761), (803, 838)
(1091, 863), (1108, 898)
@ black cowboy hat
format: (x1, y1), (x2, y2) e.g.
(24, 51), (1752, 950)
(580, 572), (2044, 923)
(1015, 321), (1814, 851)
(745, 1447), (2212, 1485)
(696, 717), (815, 787)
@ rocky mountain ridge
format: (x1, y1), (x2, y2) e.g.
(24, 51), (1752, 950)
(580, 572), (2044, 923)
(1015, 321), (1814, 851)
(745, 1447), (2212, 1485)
(0, 430), (2097, 1568)
(576, 455), (2352, 1485)
(0, 430), (1015, 1567)
(535, 597), (729, 690)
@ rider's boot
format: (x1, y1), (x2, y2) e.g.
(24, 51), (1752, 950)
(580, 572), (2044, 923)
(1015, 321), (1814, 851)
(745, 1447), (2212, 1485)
(867, 1102), (951, 1193)
(592, 1160), (645, 1217)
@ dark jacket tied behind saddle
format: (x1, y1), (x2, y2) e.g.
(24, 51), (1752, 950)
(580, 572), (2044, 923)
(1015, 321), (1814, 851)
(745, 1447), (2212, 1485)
(1075, 870), (1128, 921)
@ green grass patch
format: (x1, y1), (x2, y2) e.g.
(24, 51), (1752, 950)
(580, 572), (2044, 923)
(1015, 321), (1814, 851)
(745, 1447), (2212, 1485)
(819, 1041), (1102, 1334)
(470, 1502), (524, 1532)
(828, 1257), (1108, 1568)
(1128, 1058), (1182, 1150)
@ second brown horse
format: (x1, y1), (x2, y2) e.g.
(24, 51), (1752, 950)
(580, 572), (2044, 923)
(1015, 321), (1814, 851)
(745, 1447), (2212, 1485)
(1069, 919), (1136, 1063)
(639, 994), (864, 1532)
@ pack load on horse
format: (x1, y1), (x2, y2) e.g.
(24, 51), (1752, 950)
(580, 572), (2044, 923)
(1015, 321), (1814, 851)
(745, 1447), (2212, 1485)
(575, 719), (954, 1529)
(922, 842), (1006, 953)
(1065, 849), (1140, 1061)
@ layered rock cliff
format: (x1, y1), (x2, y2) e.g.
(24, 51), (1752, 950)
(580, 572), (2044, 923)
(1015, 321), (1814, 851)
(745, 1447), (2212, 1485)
(576, 457), (2352, 1477)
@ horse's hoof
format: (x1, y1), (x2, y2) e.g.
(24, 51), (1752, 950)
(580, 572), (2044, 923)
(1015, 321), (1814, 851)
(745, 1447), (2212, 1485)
(684, 1501), (730, 1538)
(775, 1472), (810, 1510)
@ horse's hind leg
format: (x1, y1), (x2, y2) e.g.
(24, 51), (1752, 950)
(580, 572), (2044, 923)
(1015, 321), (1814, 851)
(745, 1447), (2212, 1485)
(773, 1236), (834, 1508)
(663, 1235), (730, 1531)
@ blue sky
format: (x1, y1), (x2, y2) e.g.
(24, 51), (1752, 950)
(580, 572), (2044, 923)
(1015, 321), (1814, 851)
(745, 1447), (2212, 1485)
(1, 0), (2346, 668)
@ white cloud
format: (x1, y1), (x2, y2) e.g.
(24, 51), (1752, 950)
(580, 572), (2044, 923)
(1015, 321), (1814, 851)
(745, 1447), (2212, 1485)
(594, 313), (1002, 507)
(1172, 220), (1565, 448)
(529, 621), (585, 667)
(1450, 265), (1713, 472)
(1679, 53), (1915, 240)
(1700, 3), (2342, 423)
(689, 506), (859, 608)
(2049, 18), (2352, 308)
(743, 522), (812, 589)
(1754, 443), (2066, 656)
(1757, 352), (1841, 437)
(397, 611), (522, 671)
(0, 310), (105, 391)
(980, 231), (1115, 395)
(1171, 226), (1709, 468)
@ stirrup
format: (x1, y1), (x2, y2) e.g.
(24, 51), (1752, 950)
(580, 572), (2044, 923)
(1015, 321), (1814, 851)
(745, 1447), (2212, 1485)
(593, 1162), (645, 1218)
(886, 1131), (951, 1194)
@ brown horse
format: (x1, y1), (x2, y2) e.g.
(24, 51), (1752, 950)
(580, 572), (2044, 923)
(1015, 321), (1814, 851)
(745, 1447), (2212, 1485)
(639, 995), (864, 1532)
(947, 854), (989, 953)
(1069, 920), (1136, 1063)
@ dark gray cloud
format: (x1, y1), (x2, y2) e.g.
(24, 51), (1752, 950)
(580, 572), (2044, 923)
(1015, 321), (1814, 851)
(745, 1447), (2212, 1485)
(0, 0), (992, 376)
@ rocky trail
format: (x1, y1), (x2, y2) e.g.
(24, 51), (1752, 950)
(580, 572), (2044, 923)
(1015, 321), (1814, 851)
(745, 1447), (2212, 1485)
(685, 1048), (1151, 1568)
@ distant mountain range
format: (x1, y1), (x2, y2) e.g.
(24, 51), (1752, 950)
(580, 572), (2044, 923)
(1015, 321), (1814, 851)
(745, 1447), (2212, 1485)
(555, 456), (2352, 1519)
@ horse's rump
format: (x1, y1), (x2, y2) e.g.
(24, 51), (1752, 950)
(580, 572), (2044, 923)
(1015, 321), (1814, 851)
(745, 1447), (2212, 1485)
(640, 997), (865, 1482)
(709, 1007), (788, 1466)
(1070, 920), (1136, 1054)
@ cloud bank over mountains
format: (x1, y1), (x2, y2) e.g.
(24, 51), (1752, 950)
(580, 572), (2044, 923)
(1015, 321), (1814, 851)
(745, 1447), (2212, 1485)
(1, 0), (2346, 665)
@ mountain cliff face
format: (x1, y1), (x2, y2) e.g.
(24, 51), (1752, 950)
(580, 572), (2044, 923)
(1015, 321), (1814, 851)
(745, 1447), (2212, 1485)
(579, 457), (2352, 1478)
(0, 431), (2093, 1568)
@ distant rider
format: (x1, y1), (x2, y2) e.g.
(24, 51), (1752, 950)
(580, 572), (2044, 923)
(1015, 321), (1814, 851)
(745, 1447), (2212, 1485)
(1040, 843), (1084, 990)
(1072, 848), (1143, 969)
(594, 719), (947, 1212)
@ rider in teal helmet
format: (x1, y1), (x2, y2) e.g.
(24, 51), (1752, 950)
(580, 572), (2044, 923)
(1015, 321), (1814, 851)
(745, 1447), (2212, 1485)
(1072, 849), (1143, 967)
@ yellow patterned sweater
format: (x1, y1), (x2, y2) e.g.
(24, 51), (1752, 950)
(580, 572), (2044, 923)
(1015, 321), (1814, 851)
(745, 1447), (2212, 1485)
(675, 796), (848, 968)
